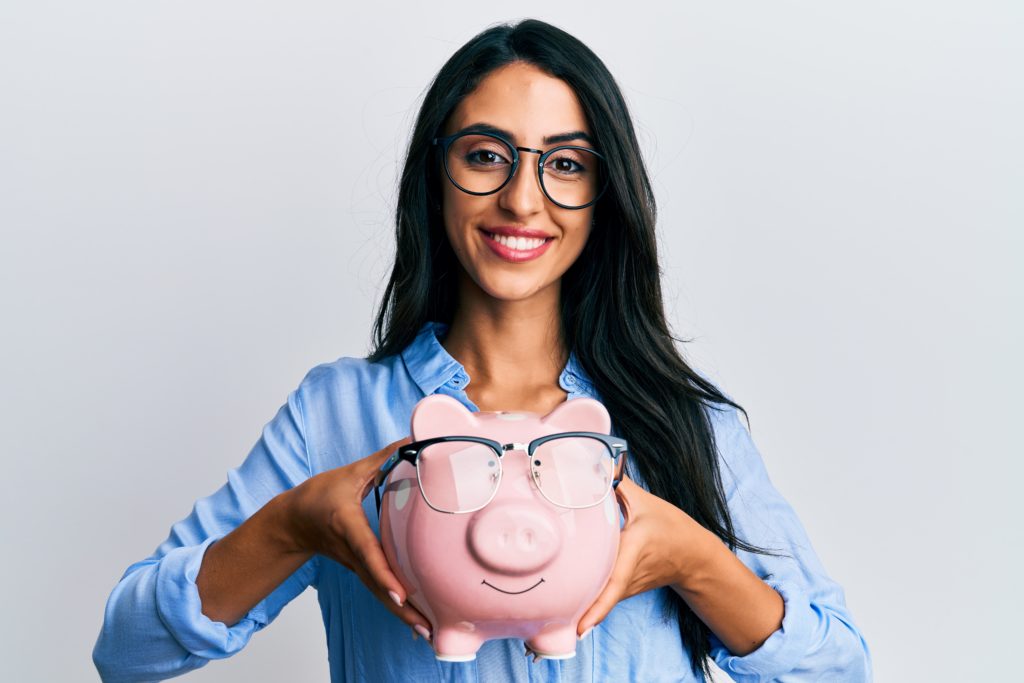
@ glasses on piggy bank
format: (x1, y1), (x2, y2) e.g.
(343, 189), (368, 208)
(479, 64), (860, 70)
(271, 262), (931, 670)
(375, 433), (628, 514)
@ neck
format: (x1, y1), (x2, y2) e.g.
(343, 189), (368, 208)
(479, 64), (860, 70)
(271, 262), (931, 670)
(441, 275), (567, 408)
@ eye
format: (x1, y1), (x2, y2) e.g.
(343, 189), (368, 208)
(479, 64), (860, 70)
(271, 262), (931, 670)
(553, 157), (582, 173)
(459, 142), (512, 168)
(545, 151), (588, 176)
(466, 149), (506, 165)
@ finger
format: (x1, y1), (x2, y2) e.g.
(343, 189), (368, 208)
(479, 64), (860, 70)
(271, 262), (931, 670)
(369, 436), (412, 466)
(614, 474), (637, 494)
(614, 475), (636, 510)
(320, 510), (406, 607)
(576, 541), (639, 634)
(345, 518), (435, 631)
(333, 536), (430, 627)
(345, 513), (409, 601)
(348, 558), (430, 629)
(361, 436), (412, 496)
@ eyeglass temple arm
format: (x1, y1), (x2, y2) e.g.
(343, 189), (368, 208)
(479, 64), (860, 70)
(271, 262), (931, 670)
(612, 448), (629, 489)
(373, 446), (417, 517)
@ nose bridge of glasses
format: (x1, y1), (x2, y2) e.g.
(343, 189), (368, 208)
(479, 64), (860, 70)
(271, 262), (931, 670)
(501, 149), (545, 200)
(514, 146), (545, 160)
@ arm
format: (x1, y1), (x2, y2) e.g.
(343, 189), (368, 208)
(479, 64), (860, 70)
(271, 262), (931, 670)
(194, 435), (427, 631)
(93, 387), (316, 682)
(703, 405), (872, 681)
(580, 405), (871, 682)
(94, 378), (431, 683)
(621, 485), (786, 655)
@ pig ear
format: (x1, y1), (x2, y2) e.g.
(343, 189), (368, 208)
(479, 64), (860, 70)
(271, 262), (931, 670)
(410, 394), (478, 440)
(541, 398), (611, 434)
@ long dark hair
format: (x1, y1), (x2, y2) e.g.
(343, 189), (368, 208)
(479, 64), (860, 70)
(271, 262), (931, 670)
(369, 19), (764, 675)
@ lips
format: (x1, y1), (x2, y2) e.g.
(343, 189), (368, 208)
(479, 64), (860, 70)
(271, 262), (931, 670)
(480, 229), (554, 263)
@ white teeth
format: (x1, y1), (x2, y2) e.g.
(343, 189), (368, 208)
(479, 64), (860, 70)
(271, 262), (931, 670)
(489, 233), (546, 251)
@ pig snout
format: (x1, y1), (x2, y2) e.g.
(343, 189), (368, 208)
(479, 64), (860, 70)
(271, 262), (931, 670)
(467, 501), (561, 575)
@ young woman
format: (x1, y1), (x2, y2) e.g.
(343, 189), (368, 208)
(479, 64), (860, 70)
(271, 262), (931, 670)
(94, 19), (871, 682)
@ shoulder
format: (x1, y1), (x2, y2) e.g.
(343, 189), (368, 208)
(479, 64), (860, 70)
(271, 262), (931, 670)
(691, 372), (770, 501)
(288, 351), (419, 471)
(690, 368), (750, 449)
(292, 353), (407, 410)
(298, 352), (405, 388)
(705, 403), (759, 481)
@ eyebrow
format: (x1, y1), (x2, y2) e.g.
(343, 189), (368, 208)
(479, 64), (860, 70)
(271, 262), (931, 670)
(456, 122), (595, 146)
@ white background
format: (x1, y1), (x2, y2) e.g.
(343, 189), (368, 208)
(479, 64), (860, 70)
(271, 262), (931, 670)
(1, 2), (1020, 681)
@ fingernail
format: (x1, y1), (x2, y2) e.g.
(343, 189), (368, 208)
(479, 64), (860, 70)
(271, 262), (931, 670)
(578, 626), (593, 641)
(414, 624), (431, 641)
(388, 590), (403, 607)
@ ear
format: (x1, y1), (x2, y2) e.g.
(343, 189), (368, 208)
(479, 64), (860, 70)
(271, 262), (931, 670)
(410, 394), (478, 440)
(541, 398), (611, 434)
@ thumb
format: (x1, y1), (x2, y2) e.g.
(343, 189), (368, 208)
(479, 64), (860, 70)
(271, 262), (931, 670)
(362, 436), (412, 498)
(613, 475), (638, 525)
(577, 537), (638, 635)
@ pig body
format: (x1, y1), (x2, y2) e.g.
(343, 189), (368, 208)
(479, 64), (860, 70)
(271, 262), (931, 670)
(379, 395), (621, 661)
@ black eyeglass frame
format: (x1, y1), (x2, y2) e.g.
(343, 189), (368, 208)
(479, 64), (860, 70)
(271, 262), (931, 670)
(374, 432), (628, 515)
(431, 131), (611, 210)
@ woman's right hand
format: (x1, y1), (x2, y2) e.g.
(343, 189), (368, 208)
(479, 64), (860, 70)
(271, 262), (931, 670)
(282, 436), (432, 638)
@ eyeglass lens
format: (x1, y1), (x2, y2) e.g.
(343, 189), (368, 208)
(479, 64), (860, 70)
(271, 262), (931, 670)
(445, 134), (603, 209)
(417, 441), (501, 512)
(415, 437), (613, 512)
(531, 436), (613, 507)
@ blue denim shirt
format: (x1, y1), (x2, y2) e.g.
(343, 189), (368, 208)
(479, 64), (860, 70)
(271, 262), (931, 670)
(94, 322), (871, 682)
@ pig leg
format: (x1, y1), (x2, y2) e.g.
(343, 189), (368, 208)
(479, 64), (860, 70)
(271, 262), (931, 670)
(432, 626), (484, 662)
(525, 625), (578, 660)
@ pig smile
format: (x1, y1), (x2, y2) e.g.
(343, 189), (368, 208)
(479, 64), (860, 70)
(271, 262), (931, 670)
(481, 578), (545, 595)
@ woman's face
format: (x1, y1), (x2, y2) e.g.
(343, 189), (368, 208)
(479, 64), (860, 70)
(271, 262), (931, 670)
(440, 62), (596, 304)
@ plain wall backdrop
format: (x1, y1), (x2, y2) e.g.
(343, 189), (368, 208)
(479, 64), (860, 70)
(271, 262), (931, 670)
(1, 1), (1020, 681)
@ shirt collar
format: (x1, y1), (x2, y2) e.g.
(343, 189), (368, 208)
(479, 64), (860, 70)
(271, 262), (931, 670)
(400, 321), (597, 398)
(400, 322), (465, 396)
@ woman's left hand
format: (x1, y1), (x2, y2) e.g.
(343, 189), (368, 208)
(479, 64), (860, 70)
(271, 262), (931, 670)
(576, 475), (708, 636)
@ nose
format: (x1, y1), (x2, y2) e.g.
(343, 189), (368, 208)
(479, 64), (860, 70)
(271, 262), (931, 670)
(467, 500), (560, 575)
(498, 157), (545, 217)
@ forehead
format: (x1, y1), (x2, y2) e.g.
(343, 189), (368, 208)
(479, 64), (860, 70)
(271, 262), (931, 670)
(445, 62), (590, 142)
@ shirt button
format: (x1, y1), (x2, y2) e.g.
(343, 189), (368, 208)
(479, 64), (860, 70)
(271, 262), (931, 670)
(564, 375), (575, 386)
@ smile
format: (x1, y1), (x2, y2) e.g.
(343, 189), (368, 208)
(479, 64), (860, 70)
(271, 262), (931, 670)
(481, 230), (554, 263)
(481, 578), (545, 595)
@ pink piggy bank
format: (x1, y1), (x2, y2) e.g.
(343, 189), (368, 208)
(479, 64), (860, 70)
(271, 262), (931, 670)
(376, 394), (626, 662)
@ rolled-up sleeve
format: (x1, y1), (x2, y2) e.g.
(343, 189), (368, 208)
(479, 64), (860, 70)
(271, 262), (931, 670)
(707, 405), (872, 682)
(93, 383), (318, 682)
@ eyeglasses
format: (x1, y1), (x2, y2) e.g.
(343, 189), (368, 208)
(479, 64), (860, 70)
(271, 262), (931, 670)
(374, 432), (628, 514)
(432, 131), (610, 210)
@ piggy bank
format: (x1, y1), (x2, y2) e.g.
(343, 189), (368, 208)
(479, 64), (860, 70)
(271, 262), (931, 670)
(377, 394), (624, 662)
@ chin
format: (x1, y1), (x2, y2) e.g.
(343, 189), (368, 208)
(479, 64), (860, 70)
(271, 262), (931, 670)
(474, 273), (556, 303)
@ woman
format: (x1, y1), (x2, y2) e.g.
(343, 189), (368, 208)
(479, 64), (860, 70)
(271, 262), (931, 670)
(94, 19), (871, 682)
